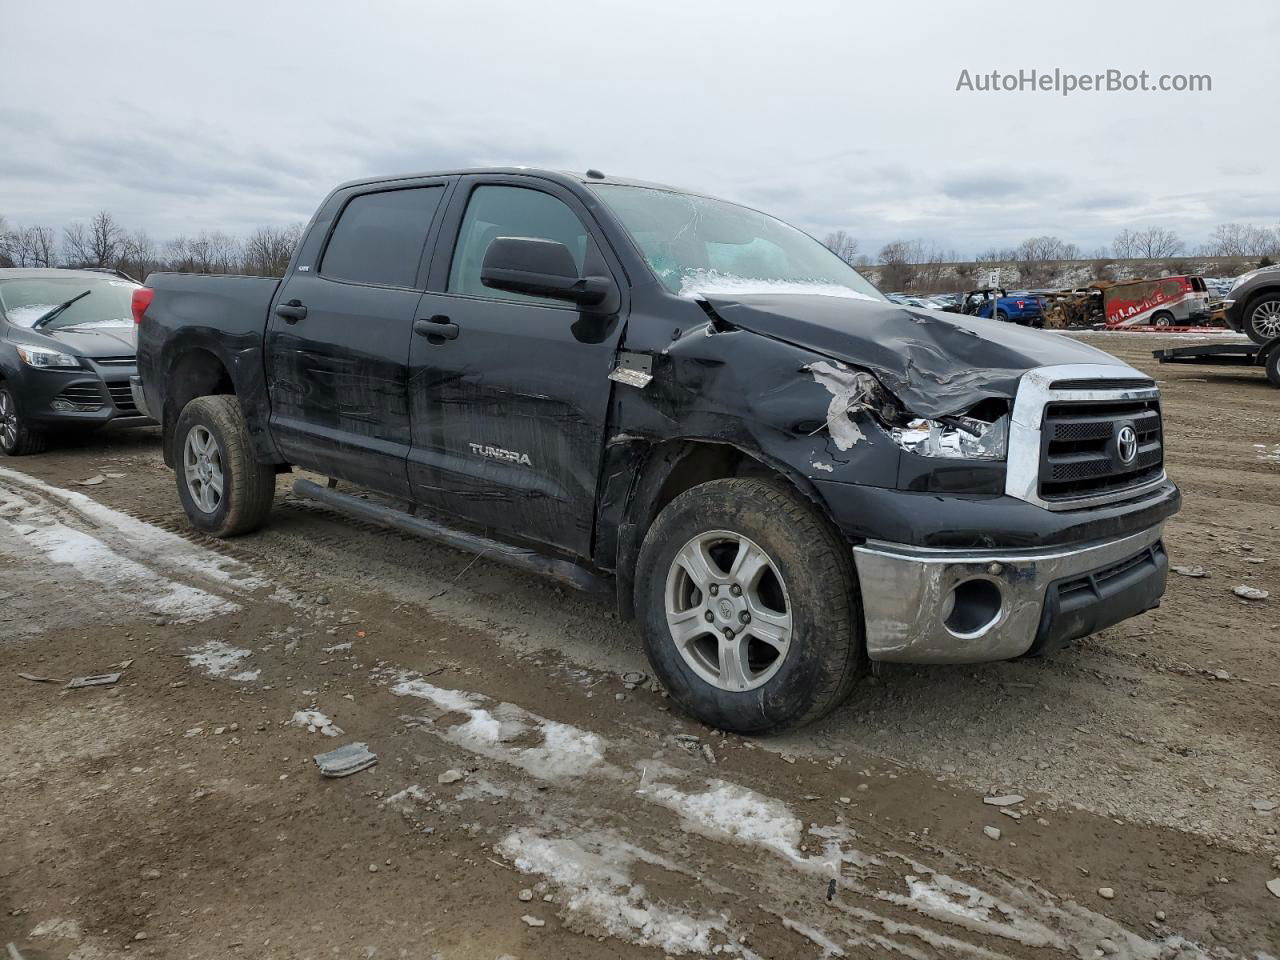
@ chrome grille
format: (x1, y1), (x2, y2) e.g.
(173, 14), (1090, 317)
(57, 384), (105, 407)
(1039, 399), (1163, 502)
(106, 381), (137, 413)
(94, 355), (136, 366)
(1005, 364), (1168, 512)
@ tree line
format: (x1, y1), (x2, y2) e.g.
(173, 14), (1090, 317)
(824, 224), (1280, 291)
(0, 210), (305, 280)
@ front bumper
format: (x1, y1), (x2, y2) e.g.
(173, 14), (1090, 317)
(20, 365), (154, 428)
(853, 524), (1167, 663)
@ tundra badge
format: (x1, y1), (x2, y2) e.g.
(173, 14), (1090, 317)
(469, 442), (533, 467)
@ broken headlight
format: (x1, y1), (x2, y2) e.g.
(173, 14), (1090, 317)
(890, 415), (1008, 460)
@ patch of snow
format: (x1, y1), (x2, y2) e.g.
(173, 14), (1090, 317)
(322, 641), (353, 652)
(0, 482), (238, 621)
(290, 710), (342, 737)
(780, 915), (845, 957)
(0, 466), (266, 590)
(678, 269), (879, 302)
(230, 669), (260, 682)
(811, 459), (835, 473)
(644, 780), (842, 876)
(389, 673), (610, 780)
(497, 827), (742, 955)
(185, 640), (252, 677)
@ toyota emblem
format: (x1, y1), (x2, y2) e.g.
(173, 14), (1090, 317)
(1116, 425), (1138, 465)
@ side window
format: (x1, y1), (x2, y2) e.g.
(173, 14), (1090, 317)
(448, 185), (589, 302)
(321, 186), (444, 288)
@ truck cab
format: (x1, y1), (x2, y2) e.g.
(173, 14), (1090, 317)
(134, 168), (1180, 734)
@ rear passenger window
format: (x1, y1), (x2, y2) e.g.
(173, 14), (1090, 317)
(448, 186), (590, 302)
(322, 187), (443, 288)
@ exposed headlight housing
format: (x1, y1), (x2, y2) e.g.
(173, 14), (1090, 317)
(16, 344), (81, 370)
(891, 415), (1009, 460)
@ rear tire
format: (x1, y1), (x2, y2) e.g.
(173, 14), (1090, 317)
(0, 385), (48, 456)
(1265, 346), (1280, 389)
(634, 477), (864, 734)
(1244, 293), (1280, 345)
(173, 395), (276, 537)
(1151, 310), (1174, 328)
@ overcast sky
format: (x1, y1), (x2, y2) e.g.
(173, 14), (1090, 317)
(3, 0), (1277, 258)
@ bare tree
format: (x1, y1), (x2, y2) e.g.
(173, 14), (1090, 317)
(0, 215), (12, 267)
(25, 225), (57, 267)
(243, 223), (303, 276)
(1203, 223), (1280, 258)
(119, 230), (158, 281)
(1111, 229), (1137, 261)
(87, 210), (125, 266)
(62, 222), (93, 265)
(822, 230), (860, 266)
(878, 240), (918, 292)
(1130, 227), (1184, 259)
(1014, 235), (1079, 285)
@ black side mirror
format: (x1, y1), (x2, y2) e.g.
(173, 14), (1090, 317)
(480, 236), (611, 306)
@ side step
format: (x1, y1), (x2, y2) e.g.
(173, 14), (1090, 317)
(292, 478), (611, 594)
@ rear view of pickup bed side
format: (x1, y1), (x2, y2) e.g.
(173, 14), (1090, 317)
(134, 168), (1180, 735)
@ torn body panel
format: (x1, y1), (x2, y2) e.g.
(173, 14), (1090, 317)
(696, 294), (1125, 420)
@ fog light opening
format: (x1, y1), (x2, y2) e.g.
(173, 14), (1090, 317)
(943, 578), (1003, 637)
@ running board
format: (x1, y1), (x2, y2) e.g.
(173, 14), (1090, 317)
(292, 478), (610, 594)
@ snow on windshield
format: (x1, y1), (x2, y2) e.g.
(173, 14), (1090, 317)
(677, 268), (880, 302)
(5, 304), (58, 328)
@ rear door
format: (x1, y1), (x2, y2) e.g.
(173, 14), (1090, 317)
(265, 181), (450, 497)
(407, 176), (627, 558)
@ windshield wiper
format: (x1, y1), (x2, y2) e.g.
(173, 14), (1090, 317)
(32, 289), (93, 329)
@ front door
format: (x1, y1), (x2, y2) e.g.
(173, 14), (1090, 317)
(408, 178), (626, 558)
(266, 183), (448, 498)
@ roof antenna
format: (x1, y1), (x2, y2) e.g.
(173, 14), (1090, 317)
(585, 168), (606, 180)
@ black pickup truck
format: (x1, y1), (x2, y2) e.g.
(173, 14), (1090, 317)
(134, 168), (1180, 733)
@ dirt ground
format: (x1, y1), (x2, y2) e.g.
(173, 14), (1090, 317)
(1, 332), (1277, 960)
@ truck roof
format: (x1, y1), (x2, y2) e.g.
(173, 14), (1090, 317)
(333, 167), (693, 197)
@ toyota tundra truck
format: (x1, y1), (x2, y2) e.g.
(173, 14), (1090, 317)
(132, 168), (1180, 734)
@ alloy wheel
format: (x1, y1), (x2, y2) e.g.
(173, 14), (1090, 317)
(1252, 300), (1280, 340)
(664, 529), (793, 692)
(183, 425), (225, 514)
(0, 391), (18, 451)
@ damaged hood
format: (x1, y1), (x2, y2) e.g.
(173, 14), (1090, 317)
(699, 293), (1127, 418)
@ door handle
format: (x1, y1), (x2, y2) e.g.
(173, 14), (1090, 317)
(275, 300), (308, 323)
(414, 315), (460, 341)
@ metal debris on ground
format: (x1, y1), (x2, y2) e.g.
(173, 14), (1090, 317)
(18, 673), (63, 683)
(1232, 585), (1269, 601)
(64, 672), (122, 689)
(75, 475), (105, 486)
(1171, 565), (1209, 578)
(621, 670), (646, 686)
(983, 794), (1025, 807)
(313, 742), (378, 778)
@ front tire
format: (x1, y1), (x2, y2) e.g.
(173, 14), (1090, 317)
(173, 395), (276, 537)
(1244, 293), (1280, 345)
(635, 478), (863, 734)
(0, 385), (47, 456)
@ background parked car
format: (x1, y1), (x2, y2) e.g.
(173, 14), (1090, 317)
(945, 287), (1045, 326)
(0, 268), (152, 455)
(1223, 265), (1280, 343)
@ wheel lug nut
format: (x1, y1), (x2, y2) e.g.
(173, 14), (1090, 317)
(739, 611), (751, 624)
(704, 611), (714, 622)
(709, 584), (719, 596)
(730, 584), (742, 596)
(722, 628), (735, 640)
